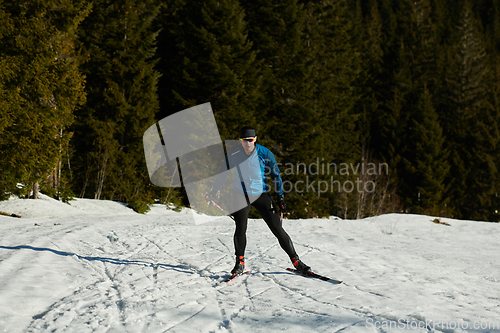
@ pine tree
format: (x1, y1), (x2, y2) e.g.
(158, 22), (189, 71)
(0, 3), (17, 199)
(490, 1), (500, 222)
(368, 0), (407, 185)
(366, 0), (447, 213)
(346, 0), (499, 220)
(404, 89), (449, 215)
(351, 0), (401, 218)
(398, 0), (448, 212)
(305, 0), (362, 218)
(441, 0), (494, 219)
(73, 0), (160, 210)
(240, 0), (308, 147)
(152, 0), (262, 210)
(156, 0), (260, 142)
(0, 0), (89, 199)
(355, 0), (384, 147)
(490, 62), (500, 222)
(239, 0), (361, 218)
(466, 99), (499, 221)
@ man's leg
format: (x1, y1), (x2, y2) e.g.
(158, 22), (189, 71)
(231, 204), (251, 257)
(229, 203), (251, 274)
(252, 194), (297, 258)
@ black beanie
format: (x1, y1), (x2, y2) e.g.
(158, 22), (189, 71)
(239, 127), (256, 138)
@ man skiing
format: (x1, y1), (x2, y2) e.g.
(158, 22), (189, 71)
(205, 126), (311, 276)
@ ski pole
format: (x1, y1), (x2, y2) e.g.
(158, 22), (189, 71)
(209, 199), (235, 221)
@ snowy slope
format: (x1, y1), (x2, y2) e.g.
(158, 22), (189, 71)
(0, 196), (499, 333)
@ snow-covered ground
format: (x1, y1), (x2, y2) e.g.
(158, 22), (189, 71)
(0, 195), (499, 333)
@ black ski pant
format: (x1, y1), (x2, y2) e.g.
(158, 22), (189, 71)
(231, 192), (297, 259)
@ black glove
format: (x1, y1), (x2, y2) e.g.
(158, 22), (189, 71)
(277, 194), (286, 213)
(205, 189), (218, 203)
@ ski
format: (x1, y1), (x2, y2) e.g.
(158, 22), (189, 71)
(286, 268), (342, 285)
(215, 271), (250, 286)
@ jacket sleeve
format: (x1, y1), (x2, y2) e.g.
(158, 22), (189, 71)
(266, 149), (284, 196)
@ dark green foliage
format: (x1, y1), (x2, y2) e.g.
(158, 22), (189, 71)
(153, 0), (264, 212)
(404, 89), (449, 215)
(240, 0), (361, 218)
(0, 3), (17, 198)
(127, 195), (151, 214)
(242, 0), (311, 217)
(240, 0), (307, 217)
(1, 0), (499, 221)
(393, 0), (447, 213)
(72, 0), (161, 212)
(352, 0), (500, 220)
(439, 0), (495, 219)
(156, 0), (260, 141)
(0, 0), (89, 199)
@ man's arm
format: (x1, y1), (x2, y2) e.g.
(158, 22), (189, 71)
(266, 150), (284, 196)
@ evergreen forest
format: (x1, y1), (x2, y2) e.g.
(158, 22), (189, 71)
(1, 0), (499, 221)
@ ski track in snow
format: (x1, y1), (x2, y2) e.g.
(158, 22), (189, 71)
(0, 198), (499, 332)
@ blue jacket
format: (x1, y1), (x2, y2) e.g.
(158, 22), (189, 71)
(213, 144), (283, 196)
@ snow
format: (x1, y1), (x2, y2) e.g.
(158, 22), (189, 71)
(1, 196), (499, 333)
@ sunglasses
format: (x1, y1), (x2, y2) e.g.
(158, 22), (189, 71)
(240, 137), (256, 143)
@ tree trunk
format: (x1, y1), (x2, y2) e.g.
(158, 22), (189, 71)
(32, 182), (39, 199)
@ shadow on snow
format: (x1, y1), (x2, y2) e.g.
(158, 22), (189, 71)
(0, 244), (195, 275)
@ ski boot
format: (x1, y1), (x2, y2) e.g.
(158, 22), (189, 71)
(291, 256), (311, 274)
(231, 256), (245, 275)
